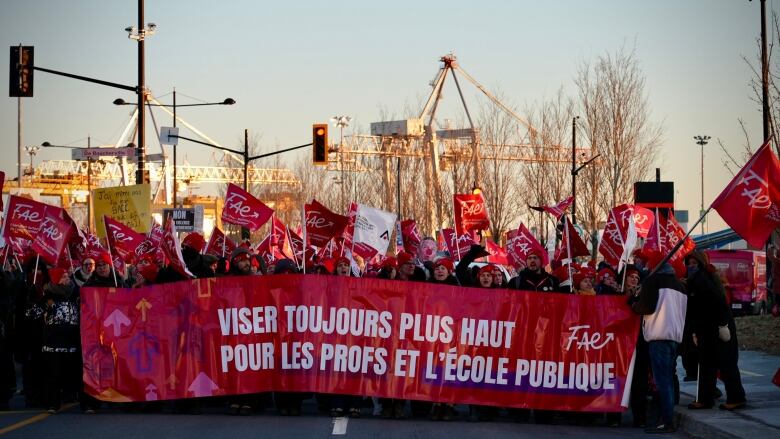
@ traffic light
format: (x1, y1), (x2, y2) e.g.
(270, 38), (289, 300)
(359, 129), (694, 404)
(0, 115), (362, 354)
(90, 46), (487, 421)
(312, 123), (328, 164)
(9, 46), (34, 97)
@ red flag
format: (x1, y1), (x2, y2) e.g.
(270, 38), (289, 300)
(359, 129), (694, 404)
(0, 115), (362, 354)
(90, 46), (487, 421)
(2, 195), (48, 241)
(599, 204), (648, 268)
(485, 239), (509, 265)
(555, 216), (590, 262)
(304, 199), (348, 247)
(342, 202), (358, 247)
(221, 183), (274, 231)
(440, 228), (475, 260)
(400, 219), (422, 254)
(453, 194), (490, 235)
(161, 215), (193, 278)
(8, 237), (31, 257)
(204, 227), (237, 258)
(711, 141), (780, 248)
(506, 223), (548, 269)
(104, 216), (148, 263)
(529, 196), (574, 220)
(270, 216), (287, 250)
(643, 209), (695, 276)
(31, 207), (74, 265)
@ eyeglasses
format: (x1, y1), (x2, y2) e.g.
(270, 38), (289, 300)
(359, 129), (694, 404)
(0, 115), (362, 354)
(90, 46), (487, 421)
(83, 263), (95, 267)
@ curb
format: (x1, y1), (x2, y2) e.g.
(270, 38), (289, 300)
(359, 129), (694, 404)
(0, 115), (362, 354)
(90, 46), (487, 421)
(675, 392), (780, 439)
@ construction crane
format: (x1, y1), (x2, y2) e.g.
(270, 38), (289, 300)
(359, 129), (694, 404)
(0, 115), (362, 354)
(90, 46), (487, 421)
(329, 53), (592, 234)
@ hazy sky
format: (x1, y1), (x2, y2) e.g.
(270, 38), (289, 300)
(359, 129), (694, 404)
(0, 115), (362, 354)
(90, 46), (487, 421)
(0, 0), (771, 232)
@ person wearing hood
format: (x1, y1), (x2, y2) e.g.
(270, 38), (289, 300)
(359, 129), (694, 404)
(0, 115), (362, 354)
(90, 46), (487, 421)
(684, 251), (746, 411)
(630, 251), (688, 434)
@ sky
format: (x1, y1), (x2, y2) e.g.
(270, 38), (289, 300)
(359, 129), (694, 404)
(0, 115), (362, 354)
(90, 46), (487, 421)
(0, 0), (772, 233)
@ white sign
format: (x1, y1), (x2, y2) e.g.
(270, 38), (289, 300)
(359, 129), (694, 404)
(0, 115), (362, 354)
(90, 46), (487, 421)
(160, 127), (179, 145)
(71, 147), (135, 160)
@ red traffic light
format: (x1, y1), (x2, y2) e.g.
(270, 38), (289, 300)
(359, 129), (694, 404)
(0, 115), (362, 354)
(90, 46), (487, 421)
(312, 123), (328, 164)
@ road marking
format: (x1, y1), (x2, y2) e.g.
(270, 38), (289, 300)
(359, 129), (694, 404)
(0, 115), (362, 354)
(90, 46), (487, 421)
(740, 369), (763, 377)
(0, 403), (77, 435)
(332, 417), (348, 435)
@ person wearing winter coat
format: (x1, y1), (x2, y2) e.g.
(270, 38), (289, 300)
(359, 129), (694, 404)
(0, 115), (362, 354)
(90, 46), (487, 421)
(508, 249), (561, 293)
(684, 251), (747, 411)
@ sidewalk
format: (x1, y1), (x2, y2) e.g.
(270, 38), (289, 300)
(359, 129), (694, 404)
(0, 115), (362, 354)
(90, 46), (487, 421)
(675, 350), (780, 439)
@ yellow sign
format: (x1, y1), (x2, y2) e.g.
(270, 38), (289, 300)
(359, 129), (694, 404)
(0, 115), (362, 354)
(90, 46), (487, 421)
(93, 184), (151, 238)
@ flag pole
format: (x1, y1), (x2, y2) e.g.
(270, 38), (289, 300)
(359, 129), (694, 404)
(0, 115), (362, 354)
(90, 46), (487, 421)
(33, 254), (39, 284)
(103, 215), (119, 287)
(565, 216), (574, 293)
(647, 207), (712, 277)
(302, 203), (307, 274)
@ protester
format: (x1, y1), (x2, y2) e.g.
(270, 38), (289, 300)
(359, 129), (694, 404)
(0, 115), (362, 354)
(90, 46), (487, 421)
(508, 249), (561, 293)
(430, 258), (459, 286)
(595, 265), (621, 295)
(684, 251), (747, 411)
(271, 259), (305, 416)
(574, 267), (596, 295)
(72, 258), (95, 287)
(630, 251), (688, 434)
(83, 252), (126, 288)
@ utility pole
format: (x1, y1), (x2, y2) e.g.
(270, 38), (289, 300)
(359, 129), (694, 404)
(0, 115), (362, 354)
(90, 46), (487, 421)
(760, 0), (771, 144)
(173, 89), (177, 206)
(136, 0), (146, 184)
(242, 128), (249, 240)
(571, 116), (579, 224)
(694, 135), (711, 235)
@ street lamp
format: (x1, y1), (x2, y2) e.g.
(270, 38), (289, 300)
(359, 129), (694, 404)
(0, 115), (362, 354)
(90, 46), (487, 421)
(693, 135), (711, 235)
(23, 145), (39, 180)
(331, 116), (352, 209)
(114, 95), (235, 207)
(570, 116), (600, 225)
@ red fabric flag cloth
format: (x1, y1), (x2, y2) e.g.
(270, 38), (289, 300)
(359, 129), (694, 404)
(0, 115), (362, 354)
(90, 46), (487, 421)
(31, 207), (74, 266)
(485, 239), (509, 265)
(529, 196), (574, 220)
(304, 199), (348, 247)
(270, 216), (287, 250)
(643, 209), (695, 277)
(555, 216), (590, 262)
(2, 195), (49, 241)
(104, 216), (148, 263)
(599, 204), (646, 268)
(453, 194), (490, 236)
(161, 215), (193, 278)
(204, 227), (237, 258)
(400, 219), (422, 254)
(441, 228), (475, 260)
(221, 183), (274, 231)
(82, 231), (106, 260)
(506, 223), (548, 269)
(711, 141), (780, 248)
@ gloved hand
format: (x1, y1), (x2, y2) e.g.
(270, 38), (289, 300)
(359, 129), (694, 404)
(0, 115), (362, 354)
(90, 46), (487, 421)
(718, 325), (731, 342)
(692, 333), (698, 347)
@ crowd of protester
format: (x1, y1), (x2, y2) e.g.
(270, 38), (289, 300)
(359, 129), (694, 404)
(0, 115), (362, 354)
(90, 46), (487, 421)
(0, 230), (748, 434)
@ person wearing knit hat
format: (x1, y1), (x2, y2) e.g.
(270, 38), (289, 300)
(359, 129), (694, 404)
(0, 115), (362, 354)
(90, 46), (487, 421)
(182, 233), (206, 253)
(476, 264), (496, 288)
(508, 248), (561, 293)
(84, 251), (124, 288)
(229, 247), (253, 276)
(377, 257), (398, 280)
(395, 251), (426, 282)
(334, 257), (351, 277)
(47, 268), (68, 287)
(430, 258), (458, 286)
(73, 257), (95, 287)
(574, 268), (596, 296)
(491, 266), (506, 288)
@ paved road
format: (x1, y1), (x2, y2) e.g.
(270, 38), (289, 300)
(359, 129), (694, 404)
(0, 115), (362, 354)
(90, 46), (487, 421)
(0, 399), (687, 438)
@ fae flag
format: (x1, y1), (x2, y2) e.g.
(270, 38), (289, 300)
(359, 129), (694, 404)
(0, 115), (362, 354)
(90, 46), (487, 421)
(304, 199), (348, 247)
(204, 227), (237, 258)
(440, 228), (475, 260)
(506, 223), (548, 269)
(161, 215), (193, 278)
(400, 219), (422, 254)
(711, 141), (780, 248)
(555, 216), (590, 262)
(453, 194), (490, 235)
(30, 207), (73, 265)
(529, 196), (574, 220)
(104, 216), (148, 263)
(2, 195), (48, 241)
(221, 183), (274, 231)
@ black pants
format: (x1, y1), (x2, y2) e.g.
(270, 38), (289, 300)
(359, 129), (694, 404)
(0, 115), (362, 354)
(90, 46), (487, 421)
(697, 320), (746, 405)
(43, 351), (82, 410)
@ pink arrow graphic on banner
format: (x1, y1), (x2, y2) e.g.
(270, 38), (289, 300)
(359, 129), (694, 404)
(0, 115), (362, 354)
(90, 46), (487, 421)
(187, 372), (218, 397)
(103, 309), (131, 336)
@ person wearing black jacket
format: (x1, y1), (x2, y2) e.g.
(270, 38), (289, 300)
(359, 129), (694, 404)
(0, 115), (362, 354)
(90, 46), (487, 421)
(455, 245), (490, 287)
(508, 249), (561, 293)
(684, 251), (746, 411)
(83, 252), (129, 288)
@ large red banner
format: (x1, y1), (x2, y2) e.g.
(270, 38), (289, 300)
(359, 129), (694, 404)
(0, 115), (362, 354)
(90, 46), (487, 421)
(81, 275), (640, 412)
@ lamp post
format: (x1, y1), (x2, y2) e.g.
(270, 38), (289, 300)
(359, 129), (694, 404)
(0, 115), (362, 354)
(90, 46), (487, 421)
(570, 116), (600, 225)
(23, 145), (39, 181)
(331, 116), (352, 209)
(114, 96), (235, 206)
(694, 135), (710, 235)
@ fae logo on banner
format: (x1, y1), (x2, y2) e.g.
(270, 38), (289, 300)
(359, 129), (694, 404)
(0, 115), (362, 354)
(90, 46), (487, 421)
(81, 276), (640, 412)
(92, 184), (151, 238)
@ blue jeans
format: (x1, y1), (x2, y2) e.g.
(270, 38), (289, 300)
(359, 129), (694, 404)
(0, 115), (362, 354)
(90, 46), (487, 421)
(648, 340), (679, 426)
